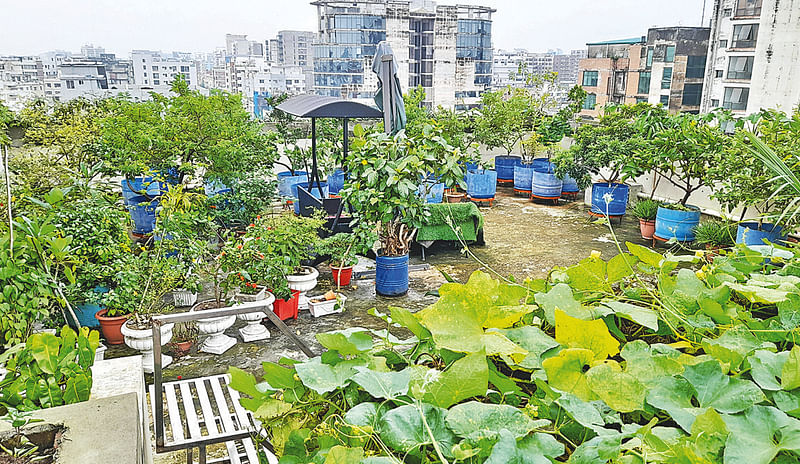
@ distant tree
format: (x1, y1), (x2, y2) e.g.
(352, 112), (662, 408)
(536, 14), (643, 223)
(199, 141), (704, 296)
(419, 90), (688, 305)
(402, 86), (429, 138)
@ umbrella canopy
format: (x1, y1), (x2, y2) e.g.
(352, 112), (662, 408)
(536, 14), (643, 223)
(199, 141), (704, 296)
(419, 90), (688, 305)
(372, 41), (406, 135)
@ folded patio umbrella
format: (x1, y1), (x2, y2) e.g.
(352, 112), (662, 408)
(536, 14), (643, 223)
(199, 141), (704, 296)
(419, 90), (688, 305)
(372, 41), (406, 135)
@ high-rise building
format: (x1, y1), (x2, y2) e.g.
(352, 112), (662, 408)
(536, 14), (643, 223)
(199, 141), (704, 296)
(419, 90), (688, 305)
(577, 37), (646, 118)
(273, 30), (316, 69)
(553, 49), (586, 86)
(701, 0), (800, 114)
(131, 50), (198, 89)
(311, 0), (494, 109)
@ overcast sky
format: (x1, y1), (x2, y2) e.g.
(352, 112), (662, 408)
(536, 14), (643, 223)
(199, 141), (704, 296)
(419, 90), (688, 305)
(1, 0), (710, 57)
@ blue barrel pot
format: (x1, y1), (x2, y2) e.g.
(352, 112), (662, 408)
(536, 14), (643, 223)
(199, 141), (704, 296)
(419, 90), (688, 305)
(70, 285), (108, 329)
(466, 169), (498, 200)
(513, 165), (534, 193)
(204, 180), (232, 197)
(419, 181), (444, 204)
(531, 171), (563, 199)
(495, 155), (521, 184)
(293, 181), (329, 214)
(560, 175), (580, 194)
(376, 254), (409, 296)
(532, 158), (554, 173)
(328, 169), (346, 195)
(655, 206), (701, 242)
(121, 177), (166, 234)
(736, 222), (787, 245)
(590, 183), (630, 217)
(278, 171), (308, 197)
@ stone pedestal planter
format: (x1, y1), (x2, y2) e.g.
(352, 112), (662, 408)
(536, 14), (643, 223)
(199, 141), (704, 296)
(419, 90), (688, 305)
(172, 289), (198, 307)
(234, 287), (275, 342)
(287, 266), (319, 311)
(192, 301), (237, 354)
(120, 322), (174, 374)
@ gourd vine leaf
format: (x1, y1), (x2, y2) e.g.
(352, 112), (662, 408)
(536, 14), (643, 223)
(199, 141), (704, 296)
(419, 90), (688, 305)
(586, 361), (647, 413)
(445, 401), (549, 441)
(534, 283), (596, 326)
(315, 328), (373, 356)
(488, 326), (559, 370)
(414, 351), (488, 408)
(542, 348), (597, 401)
(702, 325), (775, 370)
(554, 309), (620, 360)
(378, 403), (457, 458)
(722, 406), (800, 464)
(600, 301), (659, 331)
(321, 445), (364, 464)
(294, 356), (363, 394)
(351, 366), (411, 400)
(484, 429), (565, 464)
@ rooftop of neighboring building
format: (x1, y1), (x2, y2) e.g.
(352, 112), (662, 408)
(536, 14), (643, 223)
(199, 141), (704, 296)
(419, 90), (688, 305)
(586, 37), (646, 46)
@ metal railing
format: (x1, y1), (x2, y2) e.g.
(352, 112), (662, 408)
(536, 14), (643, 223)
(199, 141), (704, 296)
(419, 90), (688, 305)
(150, 300), (316, 453)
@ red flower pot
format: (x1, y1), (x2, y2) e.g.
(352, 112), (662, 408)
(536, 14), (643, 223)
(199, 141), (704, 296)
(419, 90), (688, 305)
(639, 219), (656, 240)
(272, 290), (301, 320)
(94, 309), (128, 345)
(331, 265), (353, 287)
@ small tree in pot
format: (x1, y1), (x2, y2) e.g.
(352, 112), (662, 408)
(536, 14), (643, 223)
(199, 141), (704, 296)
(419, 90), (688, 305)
(342, 125), (439, 296)
(316, 232), (370, 288)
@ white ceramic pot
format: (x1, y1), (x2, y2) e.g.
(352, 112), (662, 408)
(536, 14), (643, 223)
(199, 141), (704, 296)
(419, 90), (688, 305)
(192, 301), (237, 355)
(287, 266), (319, 310)
(121, 322), (174, 374)
(309, 293), (347, 318)
(234, 288), (275, 342)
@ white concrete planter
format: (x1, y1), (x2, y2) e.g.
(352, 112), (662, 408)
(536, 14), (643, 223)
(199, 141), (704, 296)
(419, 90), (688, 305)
(192, 301), (237, 355)
(234, 287), (275, 342)
(172, 289), (198, 307)
(120, 322), (174, 374)
(287, 266), (319, 311)
(309, 293), (347, 318)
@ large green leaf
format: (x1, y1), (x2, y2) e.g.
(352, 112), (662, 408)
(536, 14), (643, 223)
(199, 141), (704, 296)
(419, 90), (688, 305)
(542, 348), (597, 401)
(782, 345), (800, 390)
(416, 351), (488, 408)
(378, 403), (456, 458)
(351, 366), (410, 400)
(316, 328), (373, 356)
(489, 326), (559, 370)
(294, 357), (360, 394)
(565, 256), (608, 293)
(722, 406), (800, 464)
(28, 332), (60, 375)
(553, 390), (605, 430)
(445, 401), (548, 441)
(485, 429), (564, 464)
(586, 361), (646, 413)
(600, 301), (659, 331)
(724, 281), (792, 304)
(322, 445), (364, 464)
(555, 309), (619, 360)
(626, 242), (664, 268)
(568, 431), (626, 464)
(63, 372), (91, 404)
(534, 283), (595, 325)
(343, 402), (389, 431)
(702, 325), (774, 369)
(620, 341), (684, 386)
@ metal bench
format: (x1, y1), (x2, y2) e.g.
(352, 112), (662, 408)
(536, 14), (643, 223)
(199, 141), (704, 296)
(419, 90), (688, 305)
(150, 300), (316, 464)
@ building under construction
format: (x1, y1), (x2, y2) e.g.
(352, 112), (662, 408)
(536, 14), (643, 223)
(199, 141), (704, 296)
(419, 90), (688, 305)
(311, 0), (494, 110)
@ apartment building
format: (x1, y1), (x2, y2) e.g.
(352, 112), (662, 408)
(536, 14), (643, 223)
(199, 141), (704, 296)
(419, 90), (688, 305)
(311, 0), (494, 109)
(701, 0), (800, 113)
(131, 50), (198, 89)
(577, 37), (645, 118)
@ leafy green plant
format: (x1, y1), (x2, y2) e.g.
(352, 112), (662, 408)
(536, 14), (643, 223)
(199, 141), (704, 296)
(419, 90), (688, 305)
(207, 174), (277, 230)
(693, 220), (737, 248)
(316, 233), (367, 269)
(631, 199), (659, 220)
(743, 130), (800, 228)
(0, 326), (99, 412)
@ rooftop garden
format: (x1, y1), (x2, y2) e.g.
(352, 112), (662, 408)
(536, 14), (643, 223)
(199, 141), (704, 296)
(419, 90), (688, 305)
(0, 79), (800, 463)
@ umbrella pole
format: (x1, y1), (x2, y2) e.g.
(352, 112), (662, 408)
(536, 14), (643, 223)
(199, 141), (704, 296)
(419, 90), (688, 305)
(382, 54), (393, 135)
(331, 117), (348, 233)
(311, 117), (322, 196)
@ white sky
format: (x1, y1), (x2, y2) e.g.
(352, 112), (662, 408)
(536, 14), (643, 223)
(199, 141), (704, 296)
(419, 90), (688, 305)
(1, 0), (710, 57)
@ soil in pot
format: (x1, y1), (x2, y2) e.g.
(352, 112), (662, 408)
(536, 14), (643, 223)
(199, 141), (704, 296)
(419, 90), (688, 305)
(94, 309), (128, 345)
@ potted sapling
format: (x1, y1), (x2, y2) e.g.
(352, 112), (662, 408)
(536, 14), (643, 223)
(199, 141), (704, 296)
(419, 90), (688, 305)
(317, 232), (368, 288)
(631, 199), (659, 240)
(169, 321), (198, 358)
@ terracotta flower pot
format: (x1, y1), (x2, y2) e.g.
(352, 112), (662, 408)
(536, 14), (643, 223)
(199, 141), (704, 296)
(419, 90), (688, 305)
(445, 192), (466, 203)
(95, 309), (128, 345)
(331, 265), (353, 287)
(639, 219), (656, 240)
(170, 341), (193, 357)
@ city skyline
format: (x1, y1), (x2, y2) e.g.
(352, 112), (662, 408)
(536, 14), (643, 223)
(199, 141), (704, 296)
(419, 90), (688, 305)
(2, 0), (709, 56)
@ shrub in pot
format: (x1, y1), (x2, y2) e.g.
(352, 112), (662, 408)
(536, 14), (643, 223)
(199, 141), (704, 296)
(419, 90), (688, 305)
(342, 125), (440, 297)
(438, 150), (468, 203)
(317, 232), (369, 287)
(693, 220), (737, 251)
(631, 199), (659, 240)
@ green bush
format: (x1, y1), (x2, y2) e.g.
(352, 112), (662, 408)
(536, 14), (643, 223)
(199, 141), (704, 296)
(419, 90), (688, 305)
(693, 220), (737, 248)
(631, 198), (659, 220)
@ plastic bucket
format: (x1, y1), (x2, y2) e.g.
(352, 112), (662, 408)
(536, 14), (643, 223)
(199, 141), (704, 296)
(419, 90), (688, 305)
(466, 169), (498, 199)
(419, 181), (444, 204)
(495, 155), (522, 182)
(655, 206), (701, 242)
(331, 266), (353, 286)
(272, 290), (301, 320)
(328, 169), (346, 195)
(560, 175), (580, 193)
(278, 172), (308, 197)
(532, 171), (563, 198)
(376, 254), (409, 297)
(127, 199), (158, 234)
(736, 222), (787, 245)
(293, 181), (329, 214)
(71, 285), (108, 329)
(591, 183), (630, 216)
(514, 165), (534, 192)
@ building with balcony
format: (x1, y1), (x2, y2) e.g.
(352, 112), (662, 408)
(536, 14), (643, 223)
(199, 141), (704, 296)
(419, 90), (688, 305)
(701, 0), (800, 113)
(577, 37), (645, 118)
(131, 50), (198, 89)
(311, 0), (494, 109)
(629, 27), (710, 113)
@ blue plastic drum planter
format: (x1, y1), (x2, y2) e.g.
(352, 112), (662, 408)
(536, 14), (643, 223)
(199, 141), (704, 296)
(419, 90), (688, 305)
(513, 165), (534, 195)
(328, 169), (346, 196)
(560, 174), (580, 195)
(419, 181), (445, 204)
(736, 222), (787, 246)
(531, 171), (563, 203)
(121, 177), (166, 235)
(466, 169), (498, 205)
(376, 254), (409, 296)
(70, 285), (109, 329)
(654, 206), (701, 242)
(495, 155), (522, 186)
(532, 158), (554, 173)
(278, 171), (308, 197)
(590, 183), (630, 218)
